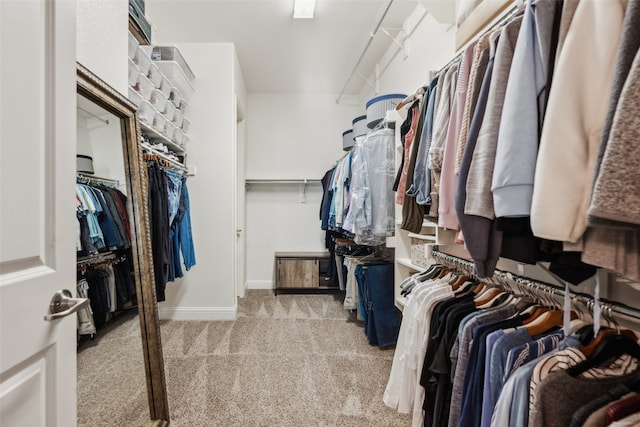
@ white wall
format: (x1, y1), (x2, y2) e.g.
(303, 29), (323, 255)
(159, 43), (238, 319)
(246, 184), (327, 289)
(77, 0), (128, 95)
(245, 94), (357, 288)
(246, 94), (355, 179)
(358, 6), (456, 107)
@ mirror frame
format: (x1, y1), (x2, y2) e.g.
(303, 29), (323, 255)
(77, 63), (169, 426)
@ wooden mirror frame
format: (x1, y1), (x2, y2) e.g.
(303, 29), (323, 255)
(76, 63), (169, 426)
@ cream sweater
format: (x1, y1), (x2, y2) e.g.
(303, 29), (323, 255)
(530, 0), (628, 243)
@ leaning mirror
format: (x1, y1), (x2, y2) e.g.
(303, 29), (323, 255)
(75, 63), (169, 426)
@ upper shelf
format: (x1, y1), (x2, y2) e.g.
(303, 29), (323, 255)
(139, 122), (185, 154)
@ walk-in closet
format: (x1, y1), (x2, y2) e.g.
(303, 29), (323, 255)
(1, 0), (639, 426)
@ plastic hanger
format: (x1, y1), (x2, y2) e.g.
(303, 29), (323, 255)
(579, 328), (639, 359)
(525, 309), (568, 337)
(567, 333), (640, 376)
(474, 287), (502, 306)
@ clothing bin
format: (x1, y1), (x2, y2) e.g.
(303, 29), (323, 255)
(352, 115), (368, 138)
(342, 129), (354, 151)
(365, 94), (406, 128)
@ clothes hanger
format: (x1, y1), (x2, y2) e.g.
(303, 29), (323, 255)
(579, 328), (639, 358)
(579, 303), (639, 358)
(567, 303), (640, 376)
(567, 333), (640, 376)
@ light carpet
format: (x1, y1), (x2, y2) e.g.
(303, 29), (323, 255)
(78, 290), (411, 426)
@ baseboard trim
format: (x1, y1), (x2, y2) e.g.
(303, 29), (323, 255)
(158, 306), (237, 321)
(247, 280), (273, 289)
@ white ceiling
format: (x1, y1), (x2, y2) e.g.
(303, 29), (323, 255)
(146, 0), (419, 95)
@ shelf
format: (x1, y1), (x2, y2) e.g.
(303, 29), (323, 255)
(396, 258), (428, 272)
(407, 232), (437, 242)
(422, 219), (438, 227)
(395, 295), (407, 310)
(140, 122), (185, 154)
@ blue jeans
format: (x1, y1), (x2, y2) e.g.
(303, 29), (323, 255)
(355, 262), (400, 348)
(178, 178), (196, 270)
(166, 170), (183, 225)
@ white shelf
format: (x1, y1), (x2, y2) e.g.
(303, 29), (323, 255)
(140, 122), (185, 154)
(395, 295), (407, 311)
(407, 232), (437, 242)
(422, 219), (438, 227)
(397, 258), (428, 272)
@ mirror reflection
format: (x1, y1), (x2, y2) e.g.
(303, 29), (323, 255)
(75, 94), (149, 426)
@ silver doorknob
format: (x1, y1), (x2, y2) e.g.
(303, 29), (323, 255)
(44, 289), (89, 321)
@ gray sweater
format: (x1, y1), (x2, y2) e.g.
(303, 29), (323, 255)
(582, 0), (640, 282)
(465, 16), (523, 220)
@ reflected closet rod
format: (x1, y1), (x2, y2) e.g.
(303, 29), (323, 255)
(77, 173), (120, 187)
(336, 0), (395, 104)
(431, 249), (640, 322)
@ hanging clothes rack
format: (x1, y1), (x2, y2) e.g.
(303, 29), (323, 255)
(431, 249), (640, 323)
(77, 251), (117, 268)
(141, 142), (188, 173)
(77, 172), (120, 188)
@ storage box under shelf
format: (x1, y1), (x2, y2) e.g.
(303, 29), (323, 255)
(410, 238), (434, 268)
(274, 252), (338, 295)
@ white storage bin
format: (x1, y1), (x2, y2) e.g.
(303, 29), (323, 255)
(128, 58), (139, 86)
(169, 87), (181, 108)
(159, 75), (171, 97)
(138, 100), (155, 126)
(173, 109), (184, 128)
(181, 117), (190, 133)
(352, 115), (368, 138)
(163, 101), (176, 121)
(151, 46), (196, 82)
(172, 127), (185, 145)
(147, 63), (163, 88)
(152, 111), (166, 133)
(149, 89), (168, 113)
(410, 238), (434, 268)
(178, 98), (190, 115)
(365, 93), (406, 128)
(163, 121), (177, 140)
(342, 129), (354, 151)
(128, 32), (139, 59)
(155, 61), (195, 101)
(135, 73), (154, 100)
(133, 46), (152, 75)
(128, 87), (144, 107)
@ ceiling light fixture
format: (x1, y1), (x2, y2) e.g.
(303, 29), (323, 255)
(293, 0), (316, 19)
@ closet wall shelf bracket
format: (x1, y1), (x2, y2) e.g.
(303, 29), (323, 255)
(244, 179), (321, 203)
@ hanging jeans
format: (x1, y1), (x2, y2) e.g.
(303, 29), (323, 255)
(355, 262), (400, 348)
(178, 178), (196, 270)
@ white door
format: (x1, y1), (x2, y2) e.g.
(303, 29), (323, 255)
(0, 1), (78, 426)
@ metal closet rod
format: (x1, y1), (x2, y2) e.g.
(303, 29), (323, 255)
(245, 179), (321, 184)
(141, 143), (188, 173)
(336, 0), (395, 104)
(77, 173), (120, 186)
(430, 249), (640, 321)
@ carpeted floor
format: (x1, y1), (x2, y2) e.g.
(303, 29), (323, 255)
(78, 290), (411, 426)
